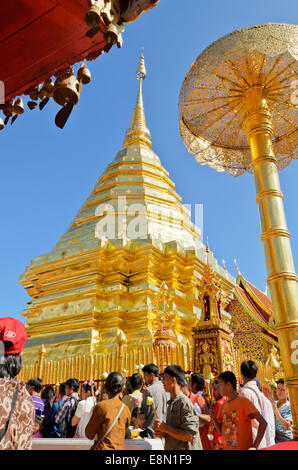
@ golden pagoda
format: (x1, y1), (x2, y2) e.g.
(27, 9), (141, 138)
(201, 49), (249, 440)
(19, 53), (237, 379)
(19, 53), (281, 388)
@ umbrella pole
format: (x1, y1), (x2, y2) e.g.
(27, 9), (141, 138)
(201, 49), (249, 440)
(245, 85), (298, 439)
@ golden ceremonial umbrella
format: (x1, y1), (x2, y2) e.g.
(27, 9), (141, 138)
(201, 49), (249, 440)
(179, 23), (298, 438)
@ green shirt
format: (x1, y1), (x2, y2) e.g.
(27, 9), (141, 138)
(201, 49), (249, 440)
(165, 392), (202, 450)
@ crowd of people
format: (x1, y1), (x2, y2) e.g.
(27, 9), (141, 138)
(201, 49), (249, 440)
(0, 317), (294, 450)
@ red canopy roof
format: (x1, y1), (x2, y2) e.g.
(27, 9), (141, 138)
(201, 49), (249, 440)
(0, 0), (159, 102)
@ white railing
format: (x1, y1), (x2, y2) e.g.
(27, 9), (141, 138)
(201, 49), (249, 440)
(32, 438), (164, 451)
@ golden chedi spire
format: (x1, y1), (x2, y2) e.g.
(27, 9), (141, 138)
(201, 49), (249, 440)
(123, 50), (152, 149)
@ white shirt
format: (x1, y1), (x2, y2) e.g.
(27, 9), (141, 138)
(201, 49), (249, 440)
(74, 396), (96, 438)
(239, 380), (267, 449)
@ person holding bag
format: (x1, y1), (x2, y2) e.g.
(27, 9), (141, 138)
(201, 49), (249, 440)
(86, 372), (131, 450)
(0, 317), (35, 450)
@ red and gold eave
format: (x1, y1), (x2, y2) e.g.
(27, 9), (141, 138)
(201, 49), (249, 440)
(231, 274), (278, 343)
(0, 0), (159, 102)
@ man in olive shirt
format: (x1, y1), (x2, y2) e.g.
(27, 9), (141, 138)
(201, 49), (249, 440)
(154, 365), (202, 450)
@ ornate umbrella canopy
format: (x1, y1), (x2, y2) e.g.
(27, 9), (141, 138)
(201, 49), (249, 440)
(179, 23), (298, 176)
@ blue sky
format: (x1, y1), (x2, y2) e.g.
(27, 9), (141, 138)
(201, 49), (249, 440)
(1, 0), (297, 324)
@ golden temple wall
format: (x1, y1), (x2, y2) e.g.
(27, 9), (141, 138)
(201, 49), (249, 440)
(18, 343), (193, 384)
(18, 342), (282, 389)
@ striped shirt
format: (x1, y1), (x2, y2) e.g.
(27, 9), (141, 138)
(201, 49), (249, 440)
(31, 395), (45, 416)
(275, 401), (293, 440)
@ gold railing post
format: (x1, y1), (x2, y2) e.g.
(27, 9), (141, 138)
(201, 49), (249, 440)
(245, 85), (298, 438)
(37, 344), (46, 381)
(116, 330), (127, 373)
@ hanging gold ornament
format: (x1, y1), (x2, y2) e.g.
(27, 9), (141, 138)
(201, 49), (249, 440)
(77, 63), (91, 85)
(2, 100), (14, 124)
(103, 22), (124, 49)
(13, 98), (25, 114)
(85, 0), (105, 28)
(39, 78), (55, 110)
(28, 85), (40, 101)
(53, 68), (81, 128)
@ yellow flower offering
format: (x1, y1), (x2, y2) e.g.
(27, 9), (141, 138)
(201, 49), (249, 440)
(146, 396), (158, 418)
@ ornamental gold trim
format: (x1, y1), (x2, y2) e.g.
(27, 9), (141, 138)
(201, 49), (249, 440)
(256, 189), (283, 205)
(267, 272), (298, 283)
(261, 228), (290, 241)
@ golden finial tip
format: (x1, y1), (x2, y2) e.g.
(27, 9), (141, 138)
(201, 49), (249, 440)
(137, 51), (146, 80)
(234, 259), (240, 275)
(205, 236), (209, 253)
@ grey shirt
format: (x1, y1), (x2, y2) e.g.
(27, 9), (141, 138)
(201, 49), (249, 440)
(140, 380), (170, 436)
(164, 392), (202, 450)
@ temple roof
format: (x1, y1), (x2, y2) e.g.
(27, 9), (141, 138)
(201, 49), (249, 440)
(233, 273), (277, 339)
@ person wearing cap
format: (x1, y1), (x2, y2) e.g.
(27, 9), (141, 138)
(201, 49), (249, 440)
(0, 317), (35, 450)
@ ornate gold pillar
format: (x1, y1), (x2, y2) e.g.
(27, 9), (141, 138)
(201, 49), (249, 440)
(116, 330), (127, 373)
(37, 344), (46, 381)
(193, 319), (234, 379)
(245, 85), (298, 438)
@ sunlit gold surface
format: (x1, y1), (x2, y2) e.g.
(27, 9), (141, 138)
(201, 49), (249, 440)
(245, 85), (298, 438)
(179, 22), (298, 438)
(179, 23), (297, 176)
(20, 53), (236, 370)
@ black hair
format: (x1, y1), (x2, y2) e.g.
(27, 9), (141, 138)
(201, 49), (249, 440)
(35, 415), (44, 428)
(240, 360), (258, 380)
(27, 377), (43, 393)
(101, 387), (108, 399)
(142, 363), (159, 377)
(218, 371), (237, 391)
(0, 352), (23, 379)
(59, 382), (66, 396)
(130, 373), (143, 391)
(82, 382), (97, 395)
(277, 378), (285, 385)
(41, 385), (55, 401)
(105, 372), (125, 397)
(191, 373), (205, 392)
(181, 379), (189, 388)
(163, 365), (186, 387)
(131, 407), (139, 419)
(65, 378), (80, 393)
(125, 379), (132, 395)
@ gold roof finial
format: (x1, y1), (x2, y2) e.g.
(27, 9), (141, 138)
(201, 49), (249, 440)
(234, 259), (240, 276)
(205, 236), (209, 264)
(136, 48), (146, 79)
(123, 50), (152, 149)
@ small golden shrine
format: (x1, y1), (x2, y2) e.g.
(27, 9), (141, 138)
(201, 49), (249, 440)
(193, 241), (234, 380)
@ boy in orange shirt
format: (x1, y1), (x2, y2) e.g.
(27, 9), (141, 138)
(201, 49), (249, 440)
(209, 371), (267, 450)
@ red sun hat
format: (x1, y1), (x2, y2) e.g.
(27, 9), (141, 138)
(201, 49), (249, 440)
(0, 317), (27, 354)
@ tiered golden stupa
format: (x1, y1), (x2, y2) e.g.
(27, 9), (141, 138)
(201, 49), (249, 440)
(18, 54), (280, 384)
